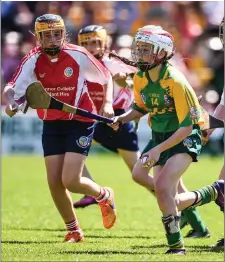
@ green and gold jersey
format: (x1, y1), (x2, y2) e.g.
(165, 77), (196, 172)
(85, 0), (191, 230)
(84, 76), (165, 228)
(132, 62), (203, 132)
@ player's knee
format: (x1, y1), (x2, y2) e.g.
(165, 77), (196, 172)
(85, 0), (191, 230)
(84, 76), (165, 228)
(62, 173), (81, 192)
(155, 178), (168, 200)
(48, 176), (64, 191)
(132, 174), (142, 185)
(132, 168), (142, 184)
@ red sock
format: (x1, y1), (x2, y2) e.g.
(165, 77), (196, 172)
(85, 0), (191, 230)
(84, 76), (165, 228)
(95, 187), (109, 202)
(65, 219), (79, 232)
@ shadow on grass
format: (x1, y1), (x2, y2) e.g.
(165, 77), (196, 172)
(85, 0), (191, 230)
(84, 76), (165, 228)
(55, 234), (153, 240)
(132, 244), (223, 253)
(132, 244), (165, 249)
(3, 228), (65, 232)
(4, 228), (151, 233)
(85, 235), (153, 239)
(4, 228), (153, 240)
(59, 250), (151, 255)
(1, 240), (59, 244)
(187, 245), (224, 253)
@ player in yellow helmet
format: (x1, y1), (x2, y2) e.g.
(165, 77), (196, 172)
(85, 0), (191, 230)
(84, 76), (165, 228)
(73, 25), (140, 208)
(3, 14), (117, 243)
(35, 14), (66, 56)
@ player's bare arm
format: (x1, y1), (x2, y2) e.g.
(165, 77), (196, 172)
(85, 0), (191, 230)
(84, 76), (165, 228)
(2, 85), (18, 117)
(110, 108), (144, 131)
(100, 75), (114, 118)
(202, 91), (224, 145)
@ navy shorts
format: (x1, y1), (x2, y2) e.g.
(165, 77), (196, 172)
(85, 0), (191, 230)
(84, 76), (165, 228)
(93, 109), (139, 153)
(42, 120), (95, 157)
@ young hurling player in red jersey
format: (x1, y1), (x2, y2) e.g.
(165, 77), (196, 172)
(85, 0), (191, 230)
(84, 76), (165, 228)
(2, 14), (117, 243)
(72, 25), (140, 208)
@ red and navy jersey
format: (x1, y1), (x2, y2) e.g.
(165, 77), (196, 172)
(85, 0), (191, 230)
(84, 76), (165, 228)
(7, 43), (110, 121)
(87, 56), (137, 114)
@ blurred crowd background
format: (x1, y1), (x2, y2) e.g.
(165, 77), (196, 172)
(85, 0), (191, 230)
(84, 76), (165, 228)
(1, 1), (224, 155)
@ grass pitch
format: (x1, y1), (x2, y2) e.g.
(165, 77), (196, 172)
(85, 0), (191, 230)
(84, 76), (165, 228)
(2, 154), (224, 261)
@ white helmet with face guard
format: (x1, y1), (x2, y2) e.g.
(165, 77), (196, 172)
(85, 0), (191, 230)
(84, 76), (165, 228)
(131, 25), (175, 71)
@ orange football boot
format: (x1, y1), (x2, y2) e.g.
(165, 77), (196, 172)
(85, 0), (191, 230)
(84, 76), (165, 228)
(98, 187), (117, 229)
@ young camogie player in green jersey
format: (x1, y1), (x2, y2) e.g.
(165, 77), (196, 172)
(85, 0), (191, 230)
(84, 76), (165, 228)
(110, 25), (224, 255)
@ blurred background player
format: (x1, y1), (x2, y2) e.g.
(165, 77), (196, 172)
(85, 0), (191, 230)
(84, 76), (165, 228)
(73, 25), (140, 208)
(203, 17), (224, 251)
(110, 25), (224, 254)
(2, 14), (117, 243)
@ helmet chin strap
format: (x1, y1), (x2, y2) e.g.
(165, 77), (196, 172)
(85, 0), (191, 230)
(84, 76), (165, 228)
(43, 46), (61, 56)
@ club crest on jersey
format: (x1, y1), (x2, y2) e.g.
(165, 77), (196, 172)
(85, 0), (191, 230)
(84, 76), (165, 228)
(183, 137), (193, 148)
(64, 67), (73, 78)
(190, 107), (200, 120)
(77, 136), (89, 148)
(164, 95), (172, 105)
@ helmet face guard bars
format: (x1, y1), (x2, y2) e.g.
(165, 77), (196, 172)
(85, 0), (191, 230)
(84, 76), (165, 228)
(131, 26), (175, 71)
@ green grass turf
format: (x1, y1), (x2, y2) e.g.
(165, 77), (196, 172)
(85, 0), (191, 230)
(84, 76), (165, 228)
(2, 155), (224, 261)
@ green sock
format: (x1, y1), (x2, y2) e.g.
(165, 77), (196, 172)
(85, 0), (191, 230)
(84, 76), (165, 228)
(162, 215), (184, 249)
(186, 185), (218, 210)
(182, 208), (207, 232)
(195, 185), (217, 206)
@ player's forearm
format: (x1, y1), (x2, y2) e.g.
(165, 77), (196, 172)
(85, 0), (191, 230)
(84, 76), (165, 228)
(103, 75), (113, 104)
(156, 125), (193, 153)
(2, 86), (15, 105)
(206, 104), (225, 137)
(118, 109), (144, 123)
(213, 104), (225, 121)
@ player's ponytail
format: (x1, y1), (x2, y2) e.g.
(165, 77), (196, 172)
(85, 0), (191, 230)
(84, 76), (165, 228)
(109, 51), (138, 68)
